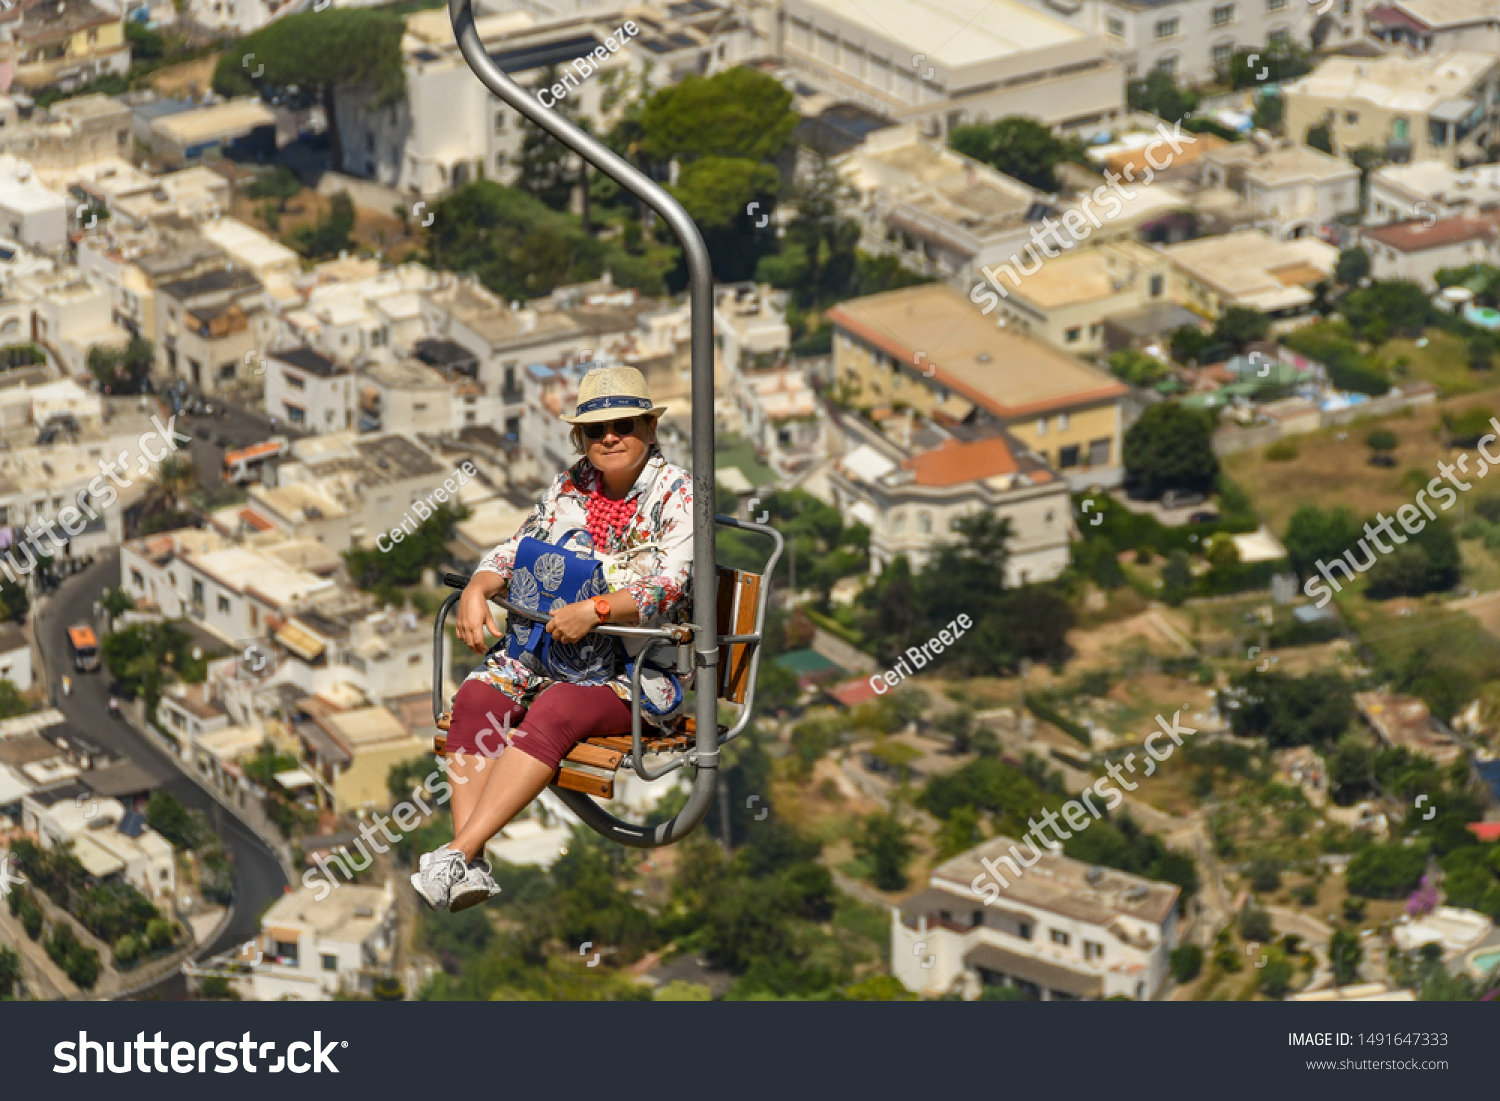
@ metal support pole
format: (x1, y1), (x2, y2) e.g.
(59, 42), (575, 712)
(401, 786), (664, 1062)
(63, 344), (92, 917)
(448, 0), (717, 846)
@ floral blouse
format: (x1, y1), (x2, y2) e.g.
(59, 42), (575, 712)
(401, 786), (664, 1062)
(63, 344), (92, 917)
(467, 443), (695, 722)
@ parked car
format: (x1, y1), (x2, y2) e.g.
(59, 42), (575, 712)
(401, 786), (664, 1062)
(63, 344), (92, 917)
(1188, 510), (1220, 524)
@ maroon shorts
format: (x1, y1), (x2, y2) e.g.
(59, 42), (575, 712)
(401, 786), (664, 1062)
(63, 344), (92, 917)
(443, 678), (631, 772)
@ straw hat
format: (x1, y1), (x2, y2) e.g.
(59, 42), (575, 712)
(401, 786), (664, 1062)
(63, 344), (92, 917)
(562, 366), (667, 424)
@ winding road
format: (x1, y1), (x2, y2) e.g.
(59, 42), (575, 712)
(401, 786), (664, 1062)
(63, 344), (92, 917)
(37, 548), (288, 998)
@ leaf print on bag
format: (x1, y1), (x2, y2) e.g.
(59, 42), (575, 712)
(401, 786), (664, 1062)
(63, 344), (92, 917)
(511, 565), (540, 610)
(534, 552), (567, 592)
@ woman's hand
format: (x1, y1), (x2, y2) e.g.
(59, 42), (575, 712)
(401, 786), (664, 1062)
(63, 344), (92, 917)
(456, 577), (504, 653)
(546, 600), (602, 645)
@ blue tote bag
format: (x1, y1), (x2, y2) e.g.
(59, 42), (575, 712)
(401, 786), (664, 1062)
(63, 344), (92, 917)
(504, 530), (622, 685)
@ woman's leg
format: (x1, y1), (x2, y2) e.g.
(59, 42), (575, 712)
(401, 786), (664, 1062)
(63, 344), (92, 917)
(442, 679), (526, 837)
(451, 683), (630, 862)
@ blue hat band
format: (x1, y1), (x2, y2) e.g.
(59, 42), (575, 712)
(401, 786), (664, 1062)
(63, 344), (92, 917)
(576, 395), (654, 415)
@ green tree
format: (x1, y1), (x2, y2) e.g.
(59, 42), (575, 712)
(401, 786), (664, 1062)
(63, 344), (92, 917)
(1107, 349), (1169, 387)
(1122, 402), (1219, 498)
(425, 180), (665, 301)
(844, 974), (917, 1000)
(289, 191), (356, 260)
(948, 115), (1085, 192)
(755, 149), (861, 308)
(1335, 246), (1370, 287)
(1227, 670), (1354, 747)
(1258, 952), (1294, 998)
(636, 67), (798, 165)
(146, 790), (203, 850)
(1169, 943), (1203, 983)
(1306, 123), (1333, 154)
(670, 156), (780, 232)
(1340, 281), (1431, 342)
(1329, 927), (1363, 984)
(86, 336), (154, 395)
(515, 66), (577, 211)
(0, 942), (21, 997)
(855, 810), (915, 891)
(1326, 732), (1373, 803)
(1212, 307), (1270, 352)
(1162, 549), (1192, 605)
(1239, 906), (1274, 943)
(211, 9), (406, 172)
(1126, 69), (1198, 126)
(1170, 324), (1217, 365)
(1365, 428), (1398, 460)
(246, 165), (302, 209)
(1247, 856), (1282, 892)
(1283, 504), (1363, 579)
(1345, 843), (1425, 898)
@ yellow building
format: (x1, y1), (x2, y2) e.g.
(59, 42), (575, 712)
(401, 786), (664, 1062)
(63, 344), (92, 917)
(5, 0), (130, 93)
(826, 283), (1128, 488)
(1283, 50), (1499, 169)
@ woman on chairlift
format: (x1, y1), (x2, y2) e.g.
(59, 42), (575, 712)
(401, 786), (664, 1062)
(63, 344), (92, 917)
(411, 366), (694, 912)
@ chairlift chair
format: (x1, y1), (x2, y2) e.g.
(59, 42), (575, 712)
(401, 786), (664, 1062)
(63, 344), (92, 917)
(430, 0), (783, 848)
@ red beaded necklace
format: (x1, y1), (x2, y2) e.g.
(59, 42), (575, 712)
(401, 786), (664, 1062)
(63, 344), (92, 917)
(585, 484), (638, 549)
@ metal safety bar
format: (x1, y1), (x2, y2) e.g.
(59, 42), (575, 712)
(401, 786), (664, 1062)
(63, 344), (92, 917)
(448, 0), (717, 847)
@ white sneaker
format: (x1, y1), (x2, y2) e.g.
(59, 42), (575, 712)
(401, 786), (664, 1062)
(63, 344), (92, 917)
(410, 845), (467, 910)
(449, 858), (501, 913)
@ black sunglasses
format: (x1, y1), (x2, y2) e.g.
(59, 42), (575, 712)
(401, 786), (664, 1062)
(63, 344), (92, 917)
(582, 417), (640, 440)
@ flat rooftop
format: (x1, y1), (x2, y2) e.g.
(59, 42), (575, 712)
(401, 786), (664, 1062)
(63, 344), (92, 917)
(933, 835), (1180, 926)
(1003, 241), (1163, 311)
(793, 0), (1086, 67)
(1286, 50), (1496, 111)
(827, 283), (1127, 419)
(261, 881), (391, 943)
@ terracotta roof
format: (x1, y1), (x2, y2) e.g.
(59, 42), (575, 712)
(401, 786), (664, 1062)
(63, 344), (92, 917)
(1362, 216), (1498, 253)
(829, 678), (881, 708)
(1365, 4), (1430, 33)
(239, 509), (275, 533)
(1467, 822), (1500, 842)
(904, 435), (1018, 487)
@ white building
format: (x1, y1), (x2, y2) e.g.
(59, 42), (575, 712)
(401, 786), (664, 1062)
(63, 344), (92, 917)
(781, 0), (1124, 138)
(0, 155), (68, 252)
(1198, 140), (1360, 241)
(839, 124), (1051, 293)
(1360, 216), (1498, 291)
(337, 3), (752, 197)
(119, 528), (337, 640)
(0, 623), (31, 689)
(246, 431), (453, 552)
(361, 359), (455, 435)
(185, 0), (289, 35)
(891, 836), (1179, 1000)
(11, 269), (131, 375)
(264, 347), (356, 435)
(156, 681), (232, 747)
(1365, 0), (1500, 56)
(23, 791), (177, 903)
(713, 282), (790, 378)
(237, 880), (398, 1001)
(153, 265), (278, 396)
(1008, 0), (1367, 84)
(821, 421), (1073, 582)
(1283, 50), (1500, 168)
(1366, 160), (1500, 226)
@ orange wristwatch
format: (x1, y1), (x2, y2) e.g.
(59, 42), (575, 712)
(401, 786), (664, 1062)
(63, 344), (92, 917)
(592, 597), (611, 623)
